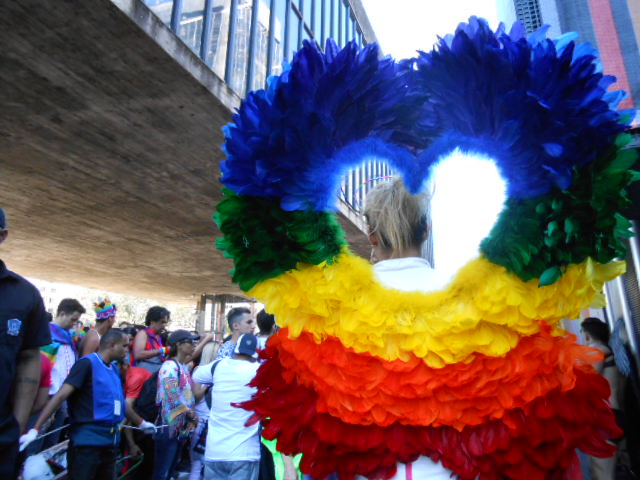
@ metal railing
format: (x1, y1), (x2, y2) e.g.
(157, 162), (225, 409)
(339, 161), (393, 214)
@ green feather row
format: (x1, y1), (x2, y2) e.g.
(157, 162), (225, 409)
(481, 134), (638, 285)
(215, 189), (347, 291)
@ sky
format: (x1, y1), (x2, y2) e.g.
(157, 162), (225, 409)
(361, 1), (507, 279)
(361, 0), (500, 59)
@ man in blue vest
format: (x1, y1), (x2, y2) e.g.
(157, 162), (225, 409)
(21, 328), (155, 479)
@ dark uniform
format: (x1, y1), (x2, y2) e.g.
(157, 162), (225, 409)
(0, 260), (51, 478)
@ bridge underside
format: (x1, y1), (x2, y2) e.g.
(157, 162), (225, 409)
(0, 0), (369, 304)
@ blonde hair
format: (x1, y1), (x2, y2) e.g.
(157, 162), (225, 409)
(363, 179), (431, 254)
(200, 341), (220, 365)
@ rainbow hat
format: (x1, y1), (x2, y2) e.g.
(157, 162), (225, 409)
(94, 298), (117, 320)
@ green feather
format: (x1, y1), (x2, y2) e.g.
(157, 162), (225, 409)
(215, 189), (348, 291)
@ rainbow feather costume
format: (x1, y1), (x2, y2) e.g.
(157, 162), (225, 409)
(215, 18), (636, 479)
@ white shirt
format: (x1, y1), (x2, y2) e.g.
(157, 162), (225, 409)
(192, 358), (261, 462)
(366, 257), (453, 480)
(50, 343), (76, 395)
(373, 257), (451, 293)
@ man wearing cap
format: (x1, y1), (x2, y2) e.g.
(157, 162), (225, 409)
(193, 333), (261, 480)
(0, 207), (52, 478)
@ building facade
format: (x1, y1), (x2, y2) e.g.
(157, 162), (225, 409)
(143, 0), (376, 97)
(497, 0), (640, 121)
(140, 0), (392, 238)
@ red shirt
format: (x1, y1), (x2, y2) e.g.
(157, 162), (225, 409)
(125, 366), (152, 399)
(40, 353), (52, 389)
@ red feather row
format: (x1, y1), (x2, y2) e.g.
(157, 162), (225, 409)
(242, 332), (621, 480)
(272, 325), (606, 429)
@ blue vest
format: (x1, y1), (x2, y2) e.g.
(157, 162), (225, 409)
(78, 353), (125, 424)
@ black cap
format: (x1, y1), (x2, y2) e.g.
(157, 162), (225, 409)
(0, 208), (6, 230)
(168, 329), (198, 347)
(234, 334), (258, 358)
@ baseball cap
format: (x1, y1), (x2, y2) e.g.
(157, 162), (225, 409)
(0, 208), (6, 230)
(168, 329), (199, 347)
(235, 333), (258, 358)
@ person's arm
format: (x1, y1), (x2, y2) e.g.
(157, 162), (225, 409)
(191, 333), (214, 362)
(14, 291), (51, 432)
(12, 348), (41, 432)
(19, 382), (75, 451)
(133, 330), (165, 362)
(125, 398), (145, 426)
(123, 423), (142, 458)
(31, 354), (52, 415)
(191, 363), (214, 402)
(124, 397), (156, 434)
(31, 385), (50, 415)
(33, 383), (75, 432)
(81, 330), (99, 357)
(192, 383), (208, 402)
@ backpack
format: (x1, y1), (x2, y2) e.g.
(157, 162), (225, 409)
(204, 359), (222, 410)
(134, 359), (179, 422)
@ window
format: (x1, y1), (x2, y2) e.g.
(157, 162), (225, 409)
(337, 0), (343, 46)
(514, 0), (542, 33)
(204, 1), (227, 77)
(313, 0), (322, 44)
(288, 9), (300, 59)
(270, 0), (286, 75)
(179, 0), (206, 53)
(143, 0), (174, 25)
(228, 0), (254, 95)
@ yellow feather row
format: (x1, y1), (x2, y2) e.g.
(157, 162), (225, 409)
(248, 253), (625, 367)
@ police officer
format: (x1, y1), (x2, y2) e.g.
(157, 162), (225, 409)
(0, 207), (52, 479)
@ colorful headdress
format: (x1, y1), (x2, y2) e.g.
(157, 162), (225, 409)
(216, 18), (636, 480)
(94, 298), (117, 320)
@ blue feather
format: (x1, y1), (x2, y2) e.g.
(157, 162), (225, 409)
(220, 17), (631, 209)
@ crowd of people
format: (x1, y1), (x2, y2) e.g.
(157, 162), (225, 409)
(1, 205), (291, 480)
(1, 169), (637, 480)
(17, 298), (283, 480)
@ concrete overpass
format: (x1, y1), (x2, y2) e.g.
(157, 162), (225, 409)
(0, 0), (370, 304)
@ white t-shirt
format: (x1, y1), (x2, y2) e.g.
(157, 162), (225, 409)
(50, 343), (76, 395)
(373, 257), (451, 293)
(256, 335), (268, 352)
(192, 358), (261, 462)
(367, 257), (453, 480)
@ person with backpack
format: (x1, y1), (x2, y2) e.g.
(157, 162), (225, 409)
(152, 330), (198, 480)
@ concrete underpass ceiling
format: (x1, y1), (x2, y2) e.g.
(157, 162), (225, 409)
(0, 0), (370, 304)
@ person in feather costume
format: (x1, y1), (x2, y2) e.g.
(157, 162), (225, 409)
(215, 17), (637, 479)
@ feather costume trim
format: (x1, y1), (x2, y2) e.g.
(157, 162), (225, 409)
(245, 339), (620, 480)
(271, 324), (606, 429)
(248, 254), (623, 366)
